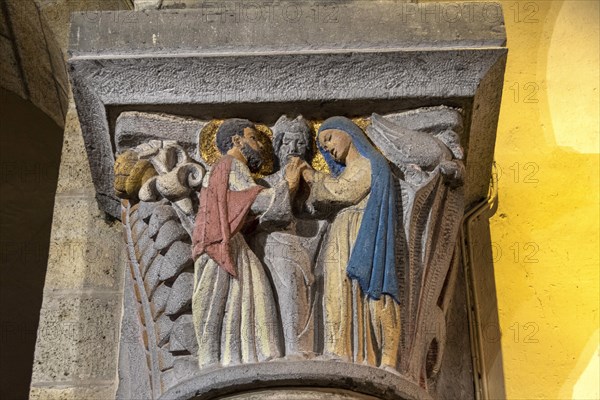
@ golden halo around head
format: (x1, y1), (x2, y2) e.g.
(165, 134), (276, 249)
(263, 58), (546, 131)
(310, 117), (371, 172)
(199, 119), (275, 178)
(198, 116), (371, 177)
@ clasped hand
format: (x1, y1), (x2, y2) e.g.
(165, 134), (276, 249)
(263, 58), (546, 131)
(284, 157), (313, 191)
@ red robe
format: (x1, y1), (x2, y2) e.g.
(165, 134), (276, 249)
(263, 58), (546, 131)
(191, 156), (264, 277)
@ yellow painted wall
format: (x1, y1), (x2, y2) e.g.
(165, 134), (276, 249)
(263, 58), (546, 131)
(418, 1), (600, 398)
(491, 1), (599, 399)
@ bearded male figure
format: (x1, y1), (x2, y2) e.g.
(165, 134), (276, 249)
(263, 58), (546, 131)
(251, 115), (328, 358)
(191, 118), (303, 368)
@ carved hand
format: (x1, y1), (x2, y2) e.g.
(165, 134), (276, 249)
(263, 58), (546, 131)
(285, 157), (303, 191)
(300, 162), (315, 184)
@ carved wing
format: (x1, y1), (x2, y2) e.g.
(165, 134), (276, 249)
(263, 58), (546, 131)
(368, 107), (465, 385)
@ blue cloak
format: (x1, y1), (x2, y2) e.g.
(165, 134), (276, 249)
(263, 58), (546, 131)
(318, 117), (400, 303)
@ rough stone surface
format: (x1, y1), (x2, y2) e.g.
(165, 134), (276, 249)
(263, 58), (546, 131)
(160, 241), (193, 281)
(144, 254), (164, 295)
(30, 385), (116, 400)
(68, 3), (506, 218)
(26, 2), (139, 400)
(31, 294), (121, 383)
(0, 3), (9, 37)
(36, 0), (134, 54)
(30, 97), (126, 400)
(55, 103), (95, 194)
(169, 314), (197, 354)
(165, 271), (193, 316)
(116, 271), (152, 400)
(45, 197), (125, 291)
(151, 282), (170, 317)
(115, 111), (206, 157)
(223, 388), (381, 400)
(0, 34), (27, 98)
(148, 205), (178, 238)
(73, 3), (504, 55)
(45, 196), (115, 241)
(160, 361), (432, 400)
(134, 0), (161, 11)
(2, 0), (68, 126)
(153, 219), (188, 251)
(430, 259), (475, 399)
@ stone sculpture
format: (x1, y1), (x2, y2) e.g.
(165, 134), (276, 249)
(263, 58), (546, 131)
(191, 118), (294, 369)
(65, 3), (507, 397)
(114, 107), (465, 399)
(301, 117), (403, 371)
(250, 115), (328, 359)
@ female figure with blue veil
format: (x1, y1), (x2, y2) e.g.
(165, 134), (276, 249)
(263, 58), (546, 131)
(297, 116), (402, 370)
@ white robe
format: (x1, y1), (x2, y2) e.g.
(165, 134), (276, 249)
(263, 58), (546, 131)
(192, 158), (291, 368)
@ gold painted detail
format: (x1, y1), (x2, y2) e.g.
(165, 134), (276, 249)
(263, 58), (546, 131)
(199, 117), (372, 177)
(114, 150), (157, 199)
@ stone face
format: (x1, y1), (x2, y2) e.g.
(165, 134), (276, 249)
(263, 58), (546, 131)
(74, 3), (504, 55)
(35, 0), (133, 54)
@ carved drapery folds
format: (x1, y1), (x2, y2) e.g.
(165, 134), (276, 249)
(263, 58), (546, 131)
(114, 107), (465, 399)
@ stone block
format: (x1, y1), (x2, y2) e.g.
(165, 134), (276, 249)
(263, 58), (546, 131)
(49, 196), (112, 241)
(45, 230), (125, 292)
(6, 0), (65, 125)
(68, 4), (506, 217)
(31, 294), (122, 383)
(43, 194), (125, 291)
(55, 104), (95, 194)
(36, 0), (134, 53)
(115, 111), (206, 156)
(30, 385), (116, 400)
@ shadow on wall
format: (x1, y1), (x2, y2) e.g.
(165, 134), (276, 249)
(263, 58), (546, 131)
(0, 88), (63, 400)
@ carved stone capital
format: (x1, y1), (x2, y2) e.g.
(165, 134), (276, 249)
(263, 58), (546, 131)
(70, 3), (506, 399)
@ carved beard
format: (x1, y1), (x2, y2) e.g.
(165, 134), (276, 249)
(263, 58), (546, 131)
(240, 143), (263, 173)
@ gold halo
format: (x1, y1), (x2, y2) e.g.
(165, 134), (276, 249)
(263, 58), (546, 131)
(310, 117), (371, 173)
(198, 117), (372, 177)
(199, 120), (274, 178)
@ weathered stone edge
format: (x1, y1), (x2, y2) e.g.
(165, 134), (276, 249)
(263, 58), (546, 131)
(159, 360), (433, 400)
